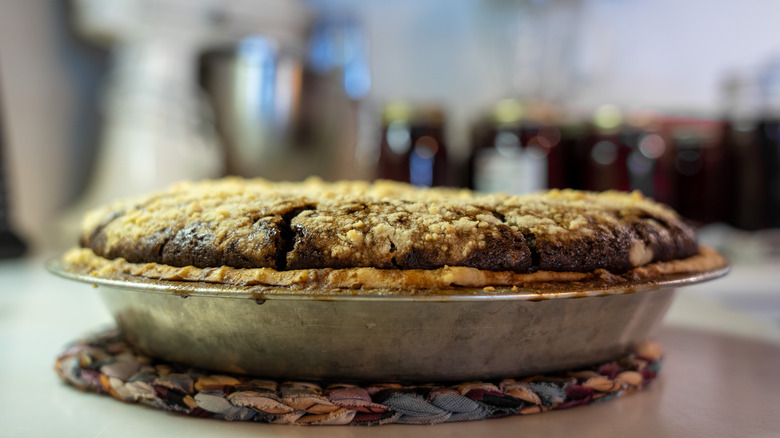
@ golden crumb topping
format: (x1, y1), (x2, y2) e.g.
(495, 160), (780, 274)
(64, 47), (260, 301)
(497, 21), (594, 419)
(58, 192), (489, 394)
(79, 177), (698, 275)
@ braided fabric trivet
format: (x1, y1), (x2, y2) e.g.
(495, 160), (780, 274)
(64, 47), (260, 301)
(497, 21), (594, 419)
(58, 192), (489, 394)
(54, 328), (662, 425)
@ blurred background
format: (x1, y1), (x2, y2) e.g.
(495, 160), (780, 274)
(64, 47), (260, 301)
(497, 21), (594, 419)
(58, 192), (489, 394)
(1, 0), (779, 297)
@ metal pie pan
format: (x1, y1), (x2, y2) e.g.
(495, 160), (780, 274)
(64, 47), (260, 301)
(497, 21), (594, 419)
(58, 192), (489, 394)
(47, 259), (729, 382)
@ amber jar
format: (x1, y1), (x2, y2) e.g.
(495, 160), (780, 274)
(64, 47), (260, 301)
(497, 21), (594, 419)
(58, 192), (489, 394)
(468, 100), (560, 194)
(662, 117), (728, 225)
(581, 105), (632, 192)
(377, 103), (449, 187)
(718, 71), (778, 230)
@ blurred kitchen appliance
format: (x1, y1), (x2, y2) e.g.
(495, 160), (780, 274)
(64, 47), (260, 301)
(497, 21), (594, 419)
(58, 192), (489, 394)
(72, 0), (368, 201)
(199, 12), (369, 181)
(71, 0), (244, 206)
(0, 69), (27, 258)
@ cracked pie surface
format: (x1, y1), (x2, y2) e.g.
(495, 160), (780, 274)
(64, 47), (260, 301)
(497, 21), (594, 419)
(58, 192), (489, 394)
(67, 177), (726, 292)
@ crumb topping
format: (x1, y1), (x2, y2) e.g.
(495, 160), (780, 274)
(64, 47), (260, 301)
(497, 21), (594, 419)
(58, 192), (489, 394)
(79, 177), (699, 274)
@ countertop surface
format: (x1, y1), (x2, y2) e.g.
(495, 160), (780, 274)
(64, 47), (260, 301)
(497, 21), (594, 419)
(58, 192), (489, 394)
(1, 254), (779, 438)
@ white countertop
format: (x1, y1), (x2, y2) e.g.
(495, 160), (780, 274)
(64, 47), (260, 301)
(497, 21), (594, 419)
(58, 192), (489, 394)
(1, 254), (779, 438)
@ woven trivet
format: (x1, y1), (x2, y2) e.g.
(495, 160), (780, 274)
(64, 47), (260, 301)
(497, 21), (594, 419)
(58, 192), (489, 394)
(54, 328), (662, 425)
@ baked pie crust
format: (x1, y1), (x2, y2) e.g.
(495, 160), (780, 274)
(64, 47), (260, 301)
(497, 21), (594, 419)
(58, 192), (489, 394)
(64, 245), (726, 294)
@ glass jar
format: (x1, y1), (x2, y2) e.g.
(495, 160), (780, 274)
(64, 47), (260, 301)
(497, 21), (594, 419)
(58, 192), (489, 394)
(469, 99), (559, 194)
(377, 102), (449, 187)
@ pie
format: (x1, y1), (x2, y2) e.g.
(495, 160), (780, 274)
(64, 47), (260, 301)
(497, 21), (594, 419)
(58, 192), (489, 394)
(64, 177), (727, 293)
